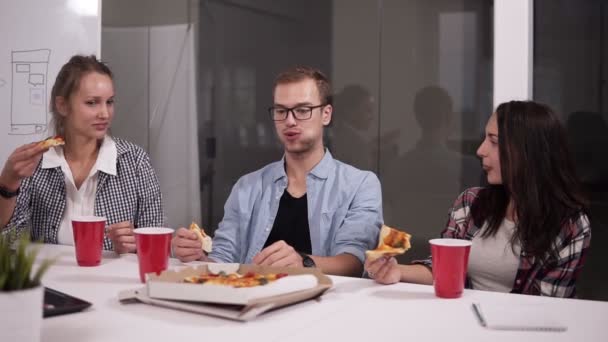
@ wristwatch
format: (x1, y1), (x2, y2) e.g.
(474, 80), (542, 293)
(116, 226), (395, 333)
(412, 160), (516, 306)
(298, 252), (316, 268)
(0, 185), (20, 199)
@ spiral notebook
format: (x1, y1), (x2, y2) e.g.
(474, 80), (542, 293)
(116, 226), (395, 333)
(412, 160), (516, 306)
(472, 303), (567, 332)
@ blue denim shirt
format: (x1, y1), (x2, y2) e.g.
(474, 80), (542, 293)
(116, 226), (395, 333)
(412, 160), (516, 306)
(209, 150), (383, 264)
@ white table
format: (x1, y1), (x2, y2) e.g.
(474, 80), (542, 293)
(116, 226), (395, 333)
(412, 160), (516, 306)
(34, 244), (608, 342)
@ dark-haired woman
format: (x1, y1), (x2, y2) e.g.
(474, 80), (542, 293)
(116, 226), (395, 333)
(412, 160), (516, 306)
(0, 55), (164, 253)
(365, 101), (590, 297)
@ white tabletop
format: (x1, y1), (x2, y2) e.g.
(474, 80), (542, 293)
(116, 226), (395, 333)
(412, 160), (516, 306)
(35, 244), (608, 342)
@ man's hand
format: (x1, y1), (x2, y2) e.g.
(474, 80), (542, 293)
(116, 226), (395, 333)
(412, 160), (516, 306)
(252, 240), (303, 267)
(107, 221), (136, 254)
(365, 256), (401, 284)
(172, 227), (208, 262)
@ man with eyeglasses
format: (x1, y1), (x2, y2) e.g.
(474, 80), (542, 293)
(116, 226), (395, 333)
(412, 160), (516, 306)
(172, 66), (383, 276)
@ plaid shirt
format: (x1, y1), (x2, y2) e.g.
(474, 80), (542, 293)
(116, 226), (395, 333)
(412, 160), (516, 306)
(3, 137), (164, 250)
(415, 187), (591, 298)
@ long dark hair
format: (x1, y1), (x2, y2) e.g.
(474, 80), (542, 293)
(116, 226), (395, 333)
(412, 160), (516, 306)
(471, 101), (587, 262)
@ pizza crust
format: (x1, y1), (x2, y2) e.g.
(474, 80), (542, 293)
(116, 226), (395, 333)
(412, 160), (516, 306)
(365, 247), (406, 261)
(189, 222), (213, 253)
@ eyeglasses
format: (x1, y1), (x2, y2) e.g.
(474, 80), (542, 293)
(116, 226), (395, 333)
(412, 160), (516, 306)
(268, 104), (326, 121)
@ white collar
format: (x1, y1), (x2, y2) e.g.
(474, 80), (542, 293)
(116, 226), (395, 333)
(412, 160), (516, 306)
(41, 136), (118, 176)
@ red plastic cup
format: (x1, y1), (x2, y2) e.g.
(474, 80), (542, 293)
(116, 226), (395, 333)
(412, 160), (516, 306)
(72, 216), (106, 267)
(430, 238), (472, 298)
(134, 227), (174, 283)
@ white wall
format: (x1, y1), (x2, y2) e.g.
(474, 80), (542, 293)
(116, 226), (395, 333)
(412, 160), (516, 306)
(493, 0), (534, 106)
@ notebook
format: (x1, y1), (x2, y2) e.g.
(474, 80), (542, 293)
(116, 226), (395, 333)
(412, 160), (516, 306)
(472, 303), (567, 332)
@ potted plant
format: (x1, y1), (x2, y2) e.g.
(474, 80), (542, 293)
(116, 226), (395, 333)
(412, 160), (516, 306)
(0, 233), (54, 342)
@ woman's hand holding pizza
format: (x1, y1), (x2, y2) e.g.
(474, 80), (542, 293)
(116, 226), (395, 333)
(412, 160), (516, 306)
(0, 142), (49, 190)
(365, 256), (401, 284)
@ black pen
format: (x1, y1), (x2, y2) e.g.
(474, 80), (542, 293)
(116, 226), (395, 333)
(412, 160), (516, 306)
(472, 303), (487, 327)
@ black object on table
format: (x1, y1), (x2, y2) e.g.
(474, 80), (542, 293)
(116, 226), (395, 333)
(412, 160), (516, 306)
(43, 287), (92, 318)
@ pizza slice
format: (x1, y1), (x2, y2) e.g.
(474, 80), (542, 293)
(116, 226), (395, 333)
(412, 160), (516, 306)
(183, 272), (288, 287)
(189, 222), (213, 253)
(39, 136), (65, 148)
(365, 224), (412, 261)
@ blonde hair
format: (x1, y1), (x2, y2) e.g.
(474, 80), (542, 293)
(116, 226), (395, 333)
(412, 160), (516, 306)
(274, 66), (332, 105)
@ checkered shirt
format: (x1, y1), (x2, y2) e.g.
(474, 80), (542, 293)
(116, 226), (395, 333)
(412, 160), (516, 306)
(3, 137), (164, 250)
(414, 187), (591, 298)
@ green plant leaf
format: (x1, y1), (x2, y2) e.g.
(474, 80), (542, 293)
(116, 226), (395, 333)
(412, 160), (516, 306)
(8, 235), (28, 290)
(0, 238), (7, 284)
(0, 232), (53, 291)
(0, 272), (7, 290)
(20, 246), (37, 288)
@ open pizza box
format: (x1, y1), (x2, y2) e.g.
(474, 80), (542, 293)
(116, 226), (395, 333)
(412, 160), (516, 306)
(118, 263), (332, 321)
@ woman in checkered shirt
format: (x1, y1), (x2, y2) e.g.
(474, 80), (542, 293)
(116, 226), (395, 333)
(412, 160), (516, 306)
(0, 55), (164, 253)
(365, 101), (590, 297)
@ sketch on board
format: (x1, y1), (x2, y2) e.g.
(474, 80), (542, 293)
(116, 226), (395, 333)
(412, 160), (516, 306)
(10, 49), (51, 135)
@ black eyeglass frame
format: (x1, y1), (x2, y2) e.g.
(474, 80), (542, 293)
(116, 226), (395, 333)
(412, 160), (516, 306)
(268, 104), (327, 121)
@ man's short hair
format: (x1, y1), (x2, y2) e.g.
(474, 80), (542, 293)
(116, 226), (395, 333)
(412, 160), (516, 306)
(274, 66), (332, 105)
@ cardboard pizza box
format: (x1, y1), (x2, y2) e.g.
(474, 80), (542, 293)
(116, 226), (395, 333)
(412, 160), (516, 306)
(118, 263), (332, 321)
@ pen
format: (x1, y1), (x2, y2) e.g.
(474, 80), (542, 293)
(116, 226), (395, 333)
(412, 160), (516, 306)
(472, 303), (487, 327)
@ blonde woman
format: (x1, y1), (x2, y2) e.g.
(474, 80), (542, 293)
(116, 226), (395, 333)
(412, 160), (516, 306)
(0, 55), (164, 253)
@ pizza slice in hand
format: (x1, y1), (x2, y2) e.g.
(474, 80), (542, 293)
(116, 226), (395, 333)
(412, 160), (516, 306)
(189, 222), (213, 253)
(365, 225), (412, 261)
(39, 136), (65, 148)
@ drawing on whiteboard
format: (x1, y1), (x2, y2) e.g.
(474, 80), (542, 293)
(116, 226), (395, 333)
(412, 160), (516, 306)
(10, 49), (51, 135)
(0, 78), (6, 88)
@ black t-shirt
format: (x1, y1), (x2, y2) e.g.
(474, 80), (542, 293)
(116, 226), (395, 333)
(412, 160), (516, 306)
(263, 190), (312, 254)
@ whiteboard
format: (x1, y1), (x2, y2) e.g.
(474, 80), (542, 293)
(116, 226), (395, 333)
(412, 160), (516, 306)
(0, 0), (101, 163)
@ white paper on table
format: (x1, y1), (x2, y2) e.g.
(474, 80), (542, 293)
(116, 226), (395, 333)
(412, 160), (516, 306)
(472, 303), (567, 332)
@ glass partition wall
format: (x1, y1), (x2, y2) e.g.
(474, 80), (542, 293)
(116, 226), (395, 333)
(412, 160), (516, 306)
(103, 0), (607, 300)
(534, 0), (608, 300)
(196, 0), (492, 263)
